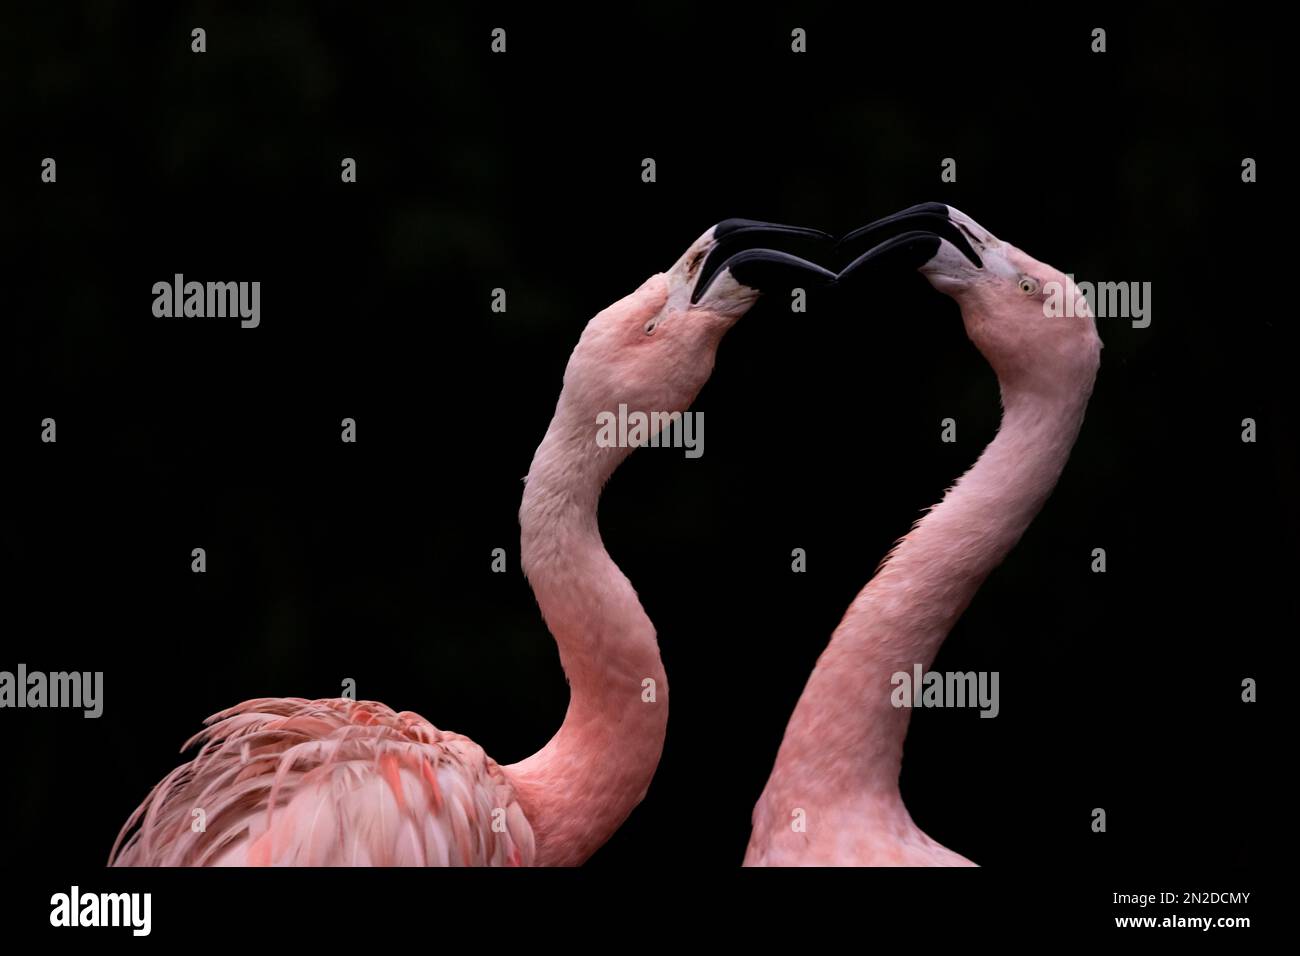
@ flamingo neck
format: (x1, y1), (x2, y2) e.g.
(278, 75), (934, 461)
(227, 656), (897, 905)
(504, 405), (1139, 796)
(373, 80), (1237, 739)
(763, 363), (1095, 814)
(506, 409), (667, 866)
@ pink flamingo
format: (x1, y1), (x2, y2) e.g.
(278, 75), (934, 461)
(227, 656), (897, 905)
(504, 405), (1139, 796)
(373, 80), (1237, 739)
(744, 204), (1101, 866)
(110, 221), (832, 867)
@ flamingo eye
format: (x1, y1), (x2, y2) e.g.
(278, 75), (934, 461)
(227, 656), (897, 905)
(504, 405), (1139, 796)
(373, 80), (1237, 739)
(1018, 276), (1039, 295)
(644, 317), (659, 335)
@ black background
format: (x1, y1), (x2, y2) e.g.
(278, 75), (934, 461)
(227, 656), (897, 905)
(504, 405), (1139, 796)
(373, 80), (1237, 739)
(2, 0), (1285, 928)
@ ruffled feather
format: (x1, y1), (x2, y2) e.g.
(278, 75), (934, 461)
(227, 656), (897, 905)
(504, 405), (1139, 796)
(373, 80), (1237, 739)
(109, 698), (536, 867)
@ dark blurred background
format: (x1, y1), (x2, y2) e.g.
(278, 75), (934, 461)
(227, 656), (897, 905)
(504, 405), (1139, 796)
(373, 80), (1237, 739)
(2, 2), (1287, 879)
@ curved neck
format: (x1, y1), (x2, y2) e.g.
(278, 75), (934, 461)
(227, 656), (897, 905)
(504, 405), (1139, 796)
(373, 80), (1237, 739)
(764, 370), (1094, 809)
(505, 407), (668, 866)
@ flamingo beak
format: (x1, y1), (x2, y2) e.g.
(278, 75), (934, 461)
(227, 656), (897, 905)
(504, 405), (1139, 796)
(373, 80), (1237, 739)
(691, 220), (836, 305)
(837, 203), (985, 284)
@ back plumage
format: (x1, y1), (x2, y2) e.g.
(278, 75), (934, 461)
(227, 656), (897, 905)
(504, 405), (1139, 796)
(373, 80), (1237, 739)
(109, 698), (536, 867)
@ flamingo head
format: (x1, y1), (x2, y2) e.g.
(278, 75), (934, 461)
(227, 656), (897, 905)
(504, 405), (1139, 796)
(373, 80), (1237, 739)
(838, 203), (1102, 390)
(562, 220), (834, 421)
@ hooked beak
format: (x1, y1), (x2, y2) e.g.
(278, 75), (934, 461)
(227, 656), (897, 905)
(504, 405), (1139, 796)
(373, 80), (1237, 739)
(837, 203), (988, 286)
(690, 219), (836, 306)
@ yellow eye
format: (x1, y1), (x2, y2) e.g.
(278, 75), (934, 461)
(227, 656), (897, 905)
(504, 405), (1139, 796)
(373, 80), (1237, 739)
(1018, 277), (1039, 295)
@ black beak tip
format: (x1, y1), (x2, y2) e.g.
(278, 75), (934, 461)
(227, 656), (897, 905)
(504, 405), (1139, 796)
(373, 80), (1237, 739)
(692, 249), (836, 305)
(838, 202), (951, 247)
(839, 203), (982, 269)
(713, 218), (834, 245)
(838, 231), (943, 285)
(693, 220), (836, 304)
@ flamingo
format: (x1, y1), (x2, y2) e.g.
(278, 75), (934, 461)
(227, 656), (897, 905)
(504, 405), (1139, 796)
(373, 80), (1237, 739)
(110, 220), (834, 867)
(744, 203), (1101, 866)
